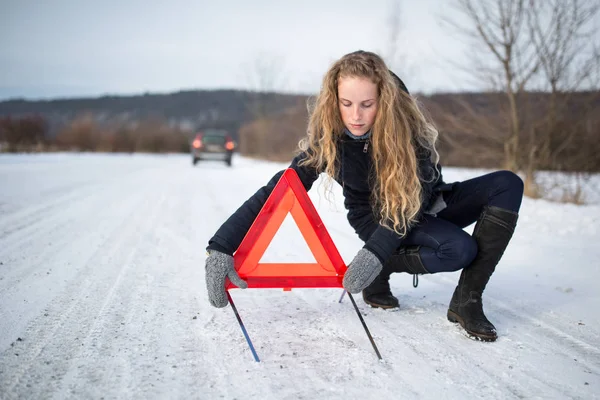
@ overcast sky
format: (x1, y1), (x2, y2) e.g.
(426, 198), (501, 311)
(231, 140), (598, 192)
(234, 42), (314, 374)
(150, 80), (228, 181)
(1, 0), (477, 100)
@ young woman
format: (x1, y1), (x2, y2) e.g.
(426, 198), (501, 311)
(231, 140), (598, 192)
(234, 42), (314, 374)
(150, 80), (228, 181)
(205, 50), (523, 342)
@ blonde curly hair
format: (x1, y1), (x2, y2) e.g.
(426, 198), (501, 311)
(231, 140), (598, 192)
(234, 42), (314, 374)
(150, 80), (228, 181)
(299, 50), (440, 236)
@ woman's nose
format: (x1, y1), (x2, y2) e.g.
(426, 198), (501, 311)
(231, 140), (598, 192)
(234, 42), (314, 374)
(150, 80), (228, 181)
(352, 106), (362, 121)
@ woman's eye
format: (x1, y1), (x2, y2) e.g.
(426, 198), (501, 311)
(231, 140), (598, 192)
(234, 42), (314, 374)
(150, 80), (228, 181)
(362, 103), (373, 108)
(342, 103), (351, 107)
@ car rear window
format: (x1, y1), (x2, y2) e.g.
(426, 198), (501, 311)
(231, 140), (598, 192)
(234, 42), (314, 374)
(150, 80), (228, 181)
(202, 136), (227, 145)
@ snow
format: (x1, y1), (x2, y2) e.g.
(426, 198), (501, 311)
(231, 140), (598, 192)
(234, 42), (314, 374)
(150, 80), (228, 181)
(0, 153), (599, 399)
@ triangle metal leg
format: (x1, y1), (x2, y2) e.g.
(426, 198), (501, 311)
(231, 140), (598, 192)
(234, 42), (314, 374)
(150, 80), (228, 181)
(347, 292), (383, 360)
(227, 291), (260, 362)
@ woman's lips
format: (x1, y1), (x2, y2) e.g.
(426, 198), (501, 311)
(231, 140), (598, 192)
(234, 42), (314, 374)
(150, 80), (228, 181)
(350, 124), (364, 129)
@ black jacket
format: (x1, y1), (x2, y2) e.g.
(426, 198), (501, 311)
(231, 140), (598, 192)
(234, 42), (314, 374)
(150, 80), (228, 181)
(206, 133), (447, 264)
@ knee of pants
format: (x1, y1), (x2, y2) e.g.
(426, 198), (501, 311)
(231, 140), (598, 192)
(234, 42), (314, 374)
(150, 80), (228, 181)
(493, 170), (524, 198)
(436, 235), (477, 272)
(486, 170), (524, 212)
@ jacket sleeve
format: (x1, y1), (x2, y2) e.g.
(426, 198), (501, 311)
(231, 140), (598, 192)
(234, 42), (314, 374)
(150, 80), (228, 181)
(362, 143), (443, 263)
(415, 142), (444, 211)
(206, 152), (321, 256)
(362, 225), (405, 264)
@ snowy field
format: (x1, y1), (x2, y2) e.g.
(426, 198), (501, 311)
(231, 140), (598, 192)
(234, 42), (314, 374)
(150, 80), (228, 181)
(0, 153), (599, 400)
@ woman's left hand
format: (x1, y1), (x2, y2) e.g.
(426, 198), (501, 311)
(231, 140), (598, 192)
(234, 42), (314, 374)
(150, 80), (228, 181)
(342, 248), (383, 293)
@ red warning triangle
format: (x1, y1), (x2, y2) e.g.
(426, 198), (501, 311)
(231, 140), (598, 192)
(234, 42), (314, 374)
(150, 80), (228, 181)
(226, 168), (348, 290)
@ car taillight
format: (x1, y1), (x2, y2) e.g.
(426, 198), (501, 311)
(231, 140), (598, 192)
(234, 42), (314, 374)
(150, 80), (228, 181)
(225, 141), (235, 150)
(193, 139), (202, 148)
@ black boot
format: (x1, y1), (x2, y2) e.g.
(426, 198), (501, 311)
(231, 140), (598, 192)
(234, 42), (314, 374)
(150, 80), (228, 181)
(362, 270), (399, 309)
(362, 246), (429, 309)
(448, 206), (519, 342)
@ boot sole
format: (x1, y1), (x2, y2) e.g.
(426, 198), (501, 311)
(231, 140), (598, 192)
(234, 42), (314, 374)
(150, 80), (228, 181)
(447, 310), (497, 342)
(363, 299), (399, 310)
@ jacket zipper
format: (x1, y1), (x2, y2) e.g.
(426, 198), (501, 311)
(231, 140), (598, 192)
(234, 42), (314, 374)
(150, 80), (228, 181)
(342, 139), (369, 189)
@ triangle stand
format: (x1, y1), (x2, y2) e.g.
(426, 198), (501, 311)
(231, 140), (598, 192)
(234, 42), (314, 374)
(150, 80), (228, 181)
(226, 168), (383, 361)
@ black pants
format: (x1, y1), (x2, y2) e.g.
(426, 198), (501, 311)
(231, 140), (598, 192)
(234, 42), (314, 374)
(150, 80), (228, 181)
(403, 171), (524, 273)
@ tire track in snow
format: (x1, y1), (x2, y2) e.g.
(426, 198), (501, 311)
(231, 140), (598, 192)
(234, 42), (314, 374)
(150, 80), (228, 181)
(0, 184), (112, 297)
(0, 182), (100, 258)
(0, 182), (97, 240)
(169, 167), (266, 396)
(429, 273), (600, 374)
(0, 183), (161, 398)
(354, 297), (580, 399)
(0, 168), (168, 295)
(155, 174), (253, 398)
(381, 274), (600, 398)
(55, 188), (170, 399)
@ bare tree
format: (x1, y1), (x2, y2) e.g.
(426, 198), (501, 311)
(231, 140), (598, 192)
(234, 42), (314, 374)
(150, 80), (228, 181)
(384, 0), (420, 87)
(443, 0), (540, 172)
(242, 52), (287, 119)
(0, 115), (48, 152)
(237, 52), (289, 156)
(523, 0), (600, 196)
(385, 0), (405, 74)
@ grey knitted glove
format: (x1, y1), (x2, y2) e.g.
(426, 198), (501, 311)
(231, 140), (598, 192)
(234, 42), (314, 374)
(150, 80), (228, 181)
(342, 248), (383, 294)
(205, 250), (248, 308)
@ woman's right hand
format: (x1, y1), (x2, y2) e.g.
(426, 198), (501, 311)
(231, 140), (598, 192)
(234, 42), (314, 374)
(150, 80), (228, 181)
(205, 250), (248, 308)
(342, 248), (383, 293)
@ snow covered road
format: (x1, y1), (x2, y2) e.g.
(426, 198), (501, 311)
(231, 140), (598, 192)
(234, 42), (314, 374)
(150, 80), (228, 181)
(1, 153), (599, 399)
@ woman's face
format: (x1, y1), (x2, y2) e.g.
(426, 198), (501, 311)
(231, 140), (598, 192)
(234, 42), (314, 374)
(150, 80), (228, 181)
(338, 76), (378, 137)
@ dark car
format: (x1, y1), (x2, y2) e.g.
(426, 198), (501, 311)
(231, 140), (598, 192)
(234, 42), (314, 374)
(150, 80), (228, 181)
(191, 129), (235, 167)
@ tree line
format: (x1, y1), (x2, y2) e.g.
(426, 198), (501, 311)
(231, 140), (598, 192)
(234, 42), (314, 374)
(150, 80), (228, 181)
(0, 114), (189, 153)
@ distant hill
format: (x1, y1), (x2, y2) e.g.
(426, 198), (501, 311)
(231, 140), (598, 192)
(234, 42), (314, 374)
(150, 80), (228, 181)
(0, 89), (309, 139)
